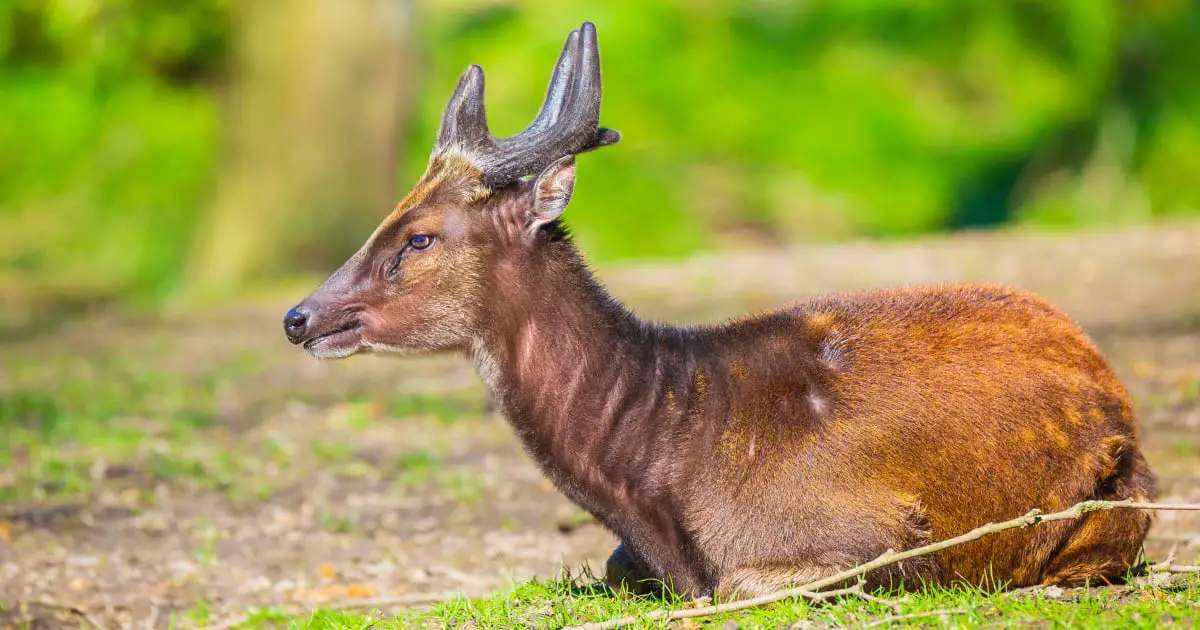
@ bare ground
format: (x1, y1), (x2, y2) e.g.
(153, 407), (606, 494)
(2, 223), (1199, 628)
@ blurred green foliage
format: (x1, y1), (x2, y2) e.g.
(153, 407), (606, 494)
(2, 0), (1198, 301)
(0, 0), (227, 299)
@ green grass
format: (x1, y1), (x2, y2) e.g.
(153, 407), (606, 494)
(314, 509), (357, 534)
(186, 571), (1200, 629)
(0, 343), (484, 505)
(394, 450), (441, 485)
(437, 470), (488, 505)
(0, 390), (282, 505)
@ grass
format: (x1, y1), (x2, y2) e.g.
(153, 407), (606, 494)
(437, 470), (488, 505)
(0, 341), (484, 506)
(194, 520), (223, 565)
(184, 570), (1200, 629)
(315, 510), (358, 534)
(0, 400), (281, 505)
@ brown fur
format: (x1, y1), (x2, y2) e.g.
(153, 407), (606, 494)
(288, 168), (1155, 597)
(286, 30), (1155, 597)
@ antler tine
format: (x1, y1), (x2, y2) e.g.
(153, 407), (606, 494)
(436, 65), (492, 152)
(484, 22), (614, 186)
(556, 23), (620, 151)
(526, 28), (580, 133)
(560, 23), (620, 151)
(435, 22), (619, 188)
(560, 22), (601, 135)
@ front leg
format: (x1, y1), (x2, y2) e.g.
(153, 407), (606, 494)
(604, 544), (662, 596)
(602, 521), (713, 598)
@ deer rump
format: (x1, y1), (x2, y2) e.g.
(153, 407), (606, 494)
(649, 284), (1156, 597)
(284, 22), (1157, 599)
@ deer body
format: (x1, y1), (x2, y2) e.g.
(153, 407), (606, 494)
(471, 235), (1154, 596)
(285, 23), (1155, 598)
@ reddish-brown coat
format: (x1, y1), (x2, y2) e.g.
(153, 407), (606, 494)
(291, 172), (1154, 597)
(287, 22), (1154, 597)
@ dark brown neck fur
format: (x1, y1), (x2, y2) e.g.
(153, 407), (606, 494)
(470, 234), (721, 592)
(473, 235), (669, 477)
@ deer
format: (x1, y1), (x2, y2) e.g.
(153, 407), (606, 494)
(283, 22), (1156, 599)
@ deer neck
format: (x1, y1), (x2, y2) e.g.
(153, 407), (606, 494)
(469, 240), (694, 509)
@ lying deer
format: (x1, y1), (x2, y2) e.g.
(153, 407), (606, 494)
(284, 23), (1156, 598)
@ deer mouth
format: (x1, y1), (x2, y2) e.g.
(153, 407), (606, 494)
(303, 321), (364, 359)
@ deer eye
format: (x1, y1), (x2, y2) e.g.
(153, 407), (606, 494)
(386, 235), (435, 279)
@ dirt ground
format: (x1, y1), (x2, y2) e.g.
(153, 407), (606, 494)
(2, 223), (1199, 628)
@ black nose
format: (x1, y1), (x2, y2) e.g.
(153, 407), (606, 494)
(284, 307), (309, 344)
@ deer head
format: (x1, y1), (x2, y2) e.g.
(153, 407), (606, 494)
(283, 22), (619, 359)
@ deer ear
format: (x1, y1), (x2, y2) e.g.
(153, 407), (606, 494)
(525, 155), (576, 236)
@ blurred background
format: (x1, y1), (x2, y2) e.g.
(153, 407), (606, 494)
(3, 2), (1200, 625)
(2, 0), (1198, 311)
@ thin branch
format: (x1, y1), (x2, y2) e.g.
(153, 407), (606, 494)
(1162, 565), (1200, 573)
(794, 584), (866, 603)
(31, 599), (108, 630)
(852, 589), (903, 613)
(565, 499), (1200, 630)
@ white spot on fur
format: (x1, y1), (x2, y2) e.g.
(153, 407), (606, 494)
(808, 391), (827, 416)
(819, 329), (850, 372)
(747, 436), (757, 459)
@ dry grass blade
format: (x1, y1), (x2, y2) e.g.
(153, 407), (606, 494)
(565, 499), (1200, 630)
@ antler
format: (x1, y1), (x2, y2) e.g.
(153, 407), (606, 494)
(434, 22), (621, 189)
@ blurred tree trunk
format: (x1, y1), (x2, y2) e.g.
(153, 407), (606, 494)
(190, 0), (416, 291)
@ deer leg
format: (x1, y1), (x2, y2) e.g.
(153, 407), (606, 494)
(604, 544), (663, 596)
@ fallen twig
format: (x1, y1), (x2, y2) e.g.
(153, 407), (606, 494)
(796, 584), (872, 605)
(195, 590), (480, 630)
(565, 499), (1200, 630)
(849, 581), (904, 613)
(31, 599), (108, 630)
